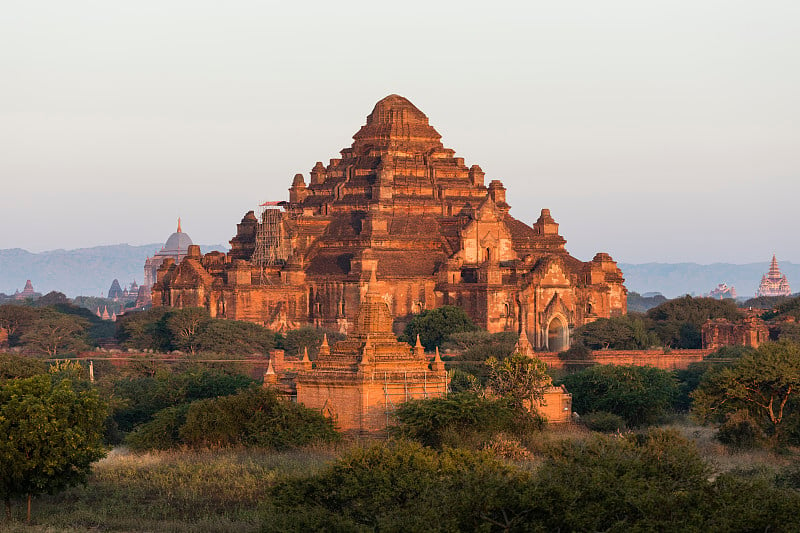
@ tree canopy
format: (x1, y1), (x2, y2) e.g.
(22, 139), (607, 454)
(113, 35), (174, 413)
(560, 364), (678, 427)
(0, 375), (107, 520)
(402, 305), (478, 350)
(574, 313), (660, 350)
(692, 340), (800, 446)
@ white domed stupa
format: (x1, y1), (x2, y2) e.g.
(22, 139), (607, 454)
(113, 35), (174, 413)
(142, 218), (194, 291)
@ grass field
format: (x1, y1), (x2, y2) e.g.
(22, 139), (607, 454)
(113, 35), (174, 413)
(4, 417), (797, 532)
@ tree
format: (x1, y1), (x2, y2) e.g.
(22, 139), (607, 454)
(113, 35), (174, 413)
(165, 307), (210, 354)
(390, 392), (544, 449)
(561, 364), (678, 427)
(194, 319), (276, 355)
(574, 314), (659, 350)
(692, 340), (800, 446)
(277, 326), (345, 359)
(19, 313), (89, 356)
(646, 296), (742, 349)
(402, 305), (478, 350)
(486, 353), (551, 410)
(0, 305), (38, 344)
(0, 375), (107, 521)
(116, 307), (173, 351)
(0, 354), (47, 381)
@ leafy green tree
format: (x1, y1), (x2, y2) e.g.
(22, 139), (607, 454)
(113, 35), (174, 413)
(194, 319), (276, 355)
(111, 368), (255, 432)
(178, 387), (339, 449)
(19, 312), (89, 356)
(277, 326), (345, 359)
(692, 340), (800, 446)
(445, 330), (518, 361)
(0, 305), (38, 344)
(165, 307), (211, 354)
(115, 307), (172, 351)
(402, 305), (478, 351)
(575, 313), (659, 350)
(390, 392), (544, 449)
(0, 375), (107, 521)
(561, 364), (678, 426)
(647, 295), (742, 348)
(486, 353), (551, 410)
(0, 354), (47, 381)
(263, 441), (529, 532)
(761, 295), (800, 321)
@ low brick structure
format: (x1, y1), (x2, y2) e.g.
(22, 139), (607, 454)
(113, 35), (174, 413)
(295, 275), (449, 434)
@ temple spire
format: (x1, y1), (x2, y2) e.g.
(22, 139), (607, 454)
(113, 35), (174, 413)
(177, 217), (182, 233)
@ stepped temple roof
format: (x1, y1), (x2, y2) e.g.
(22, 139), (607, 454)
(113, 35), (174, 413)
(153, 94), (628, 353)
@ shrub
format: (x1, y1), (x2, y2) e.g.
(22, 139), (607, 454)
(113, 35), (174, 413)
(560, 364), (678, 427)
(126, 404), (190, 451)
(580, 411), (626, 433)
(179, 387), (339, 450)
(716, 410), (766, 449)
(401, 305), (478, 350)
(111, 368), (256, 433)
(390, 392), (544, 449)
(263, 441), (530, 532)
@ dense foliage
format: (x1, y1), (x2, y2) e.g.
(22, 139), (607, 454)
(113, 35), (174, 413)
(692, 340), (800, 446)
(116, 307), (276, 354)
(574, 313), (659, 350)
(485, 353), (551, 409)
(646, 295), (742, 349)
(276, 326), (346, 359)
(111, 367), (256, 433)
(127, 387), (339, 451)
(263, 431), (800, 532)
(401, 305), (478, 350)
(560, 364), (678, 426)
(390, 392), (544, 449)
(444, 331), (518, 361)
(0, 374), (107, 519)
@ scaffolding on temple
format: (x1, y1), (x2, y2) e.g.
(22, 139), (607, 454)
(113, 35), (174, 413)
(253, 201), (290, 284)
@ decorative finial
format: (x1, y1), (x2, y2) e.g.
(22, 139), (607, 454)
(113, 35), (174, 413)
(415, 334), (423, 349)
(302, 346), (310, 362)
(177, 217), (182, 233)
(434, 346), (441, 361)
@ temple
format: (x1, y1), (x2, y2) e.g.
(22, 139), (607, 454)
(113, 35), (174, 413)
(756, 255), (791, 297)
(153, 95), (627, 350)
(140, 219), (194, 307)
(295, 273), (448, 433)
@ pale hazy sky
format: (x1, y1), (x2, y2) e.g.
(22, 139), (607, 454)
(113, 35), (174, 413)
(1, 1), (798, 264)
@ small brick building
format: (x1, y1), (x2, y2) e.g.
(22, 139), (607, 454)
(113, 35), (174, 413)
(294, 275), (448, 434)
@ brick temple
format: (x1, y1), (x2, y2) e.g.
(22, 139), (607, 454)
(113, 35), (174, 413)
(153, 95), (627, 350)
(295, 273), (448, 433)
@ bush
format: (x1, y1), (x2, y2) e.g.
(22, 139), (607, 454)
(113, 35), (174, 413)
(580, 411), (626, 433)
(560, 364), (678, 427)
(179, 387), (339, 450)
(126, 404), (190, 451)
(263, 441), (529, 532)
(389, 392), (544, 449)
(401, 306), (478, 350)
(716, 410), (767, 449)
(112, 368), (256, 433)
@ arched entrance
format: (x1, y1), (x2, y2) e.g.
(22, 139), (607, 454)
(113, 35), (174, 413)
(547, 316), (568, 352)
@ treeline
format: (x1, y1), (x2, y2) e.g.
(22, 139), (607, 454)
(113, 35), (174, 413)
(574, 295), (743, 349)
(262, 434), (800, 532)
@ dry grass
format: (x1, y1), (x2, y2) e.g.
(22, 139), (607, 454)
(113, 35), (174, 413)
(4, 445), (342, 532)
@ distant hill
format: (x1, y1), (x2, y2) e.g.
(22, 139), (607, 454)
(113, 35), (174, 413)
(0, 243), (227, 298)
(1, 246), (794, 301)
(619, 262), (800, 299)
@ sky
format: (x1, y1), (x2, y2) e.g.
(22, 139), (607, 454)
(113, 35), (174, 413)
(1, 0), (798, 264)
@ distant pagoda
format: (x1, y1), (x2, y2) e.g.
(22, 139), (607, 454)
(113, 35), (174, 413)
(756, 255), (791, 297)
